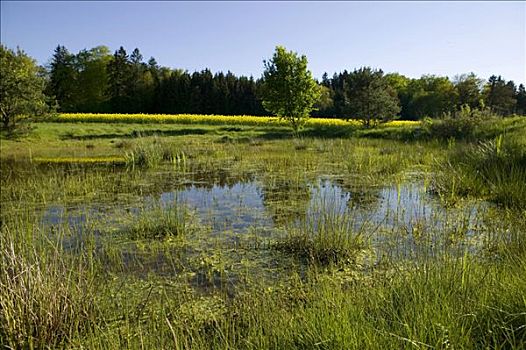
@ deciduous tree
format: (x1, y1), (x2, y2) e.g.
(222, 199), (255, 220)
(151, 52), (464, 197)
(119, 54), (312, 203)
(261, 46), (320, 132)
(0, 45), (50, 133)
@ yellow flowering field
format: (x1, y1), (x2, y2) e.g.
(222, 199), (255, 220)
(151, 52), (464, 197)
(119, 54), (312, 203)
(56, 113), (418, 128)
(33, 156), (126, 164)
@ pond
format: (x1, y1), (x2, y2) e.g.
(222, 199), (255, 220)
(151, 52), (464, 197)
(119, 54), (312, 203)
(32, 167), (492, 278)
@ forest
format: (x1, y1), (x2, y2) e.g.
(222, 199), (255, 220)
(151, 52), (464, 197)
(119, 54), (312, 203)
(46, 45), (526, 118)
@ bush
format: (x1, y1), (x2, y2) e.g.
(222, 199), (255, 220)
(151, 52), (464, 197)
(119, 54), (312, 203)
(422, 105), (496, 140)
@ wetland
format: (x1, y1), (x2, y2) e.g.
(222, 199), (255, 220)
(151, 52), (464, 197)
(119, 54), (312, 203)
(1, 120), (525, 349)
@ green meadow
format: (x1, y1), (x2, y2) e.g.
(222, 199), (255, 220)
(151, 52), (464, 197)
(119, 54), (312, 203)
(1, 115), (525, 349)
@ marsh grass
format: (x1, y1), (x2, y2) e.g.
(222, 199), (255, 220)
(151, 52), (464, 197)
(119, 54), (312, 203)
(0, 219), (97, 349)
(127, 201), (190, 240)
(435, 135), (526, 208)
(124, 137), (184, 168)
(78, 250), (526, 349)
(274, 206), (370, 266)
(1, 118), (525, 349)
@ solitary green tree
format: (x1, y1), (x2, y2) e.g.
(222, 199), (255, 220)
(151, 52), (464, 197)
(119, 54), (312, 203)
(0, 45), (49, 134)
(261, 46), (320, 132)
(343, 67), (400, 127)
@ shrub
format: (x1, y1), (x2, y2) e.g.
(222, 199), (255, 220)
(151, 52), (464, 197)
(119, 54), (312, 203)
(423, 105), (496, 140)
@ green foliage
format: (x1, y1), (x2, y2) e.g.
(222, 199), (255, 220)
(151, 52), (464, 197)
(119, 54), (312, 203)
(32, 43), (526, 121)
(0, 45), (50, 134)
(314, 85), (334, 113)
(343, 67), (401, 127)
(453, 73), (483, 109)
(261, 46), (321, 132)
(404, 75), (458, 119)
(48, 45), (77, 111)
(517, 84), (526, 115)
(74, 46), (112, 112)
(48, 45), (112, 113)
(422, 104), (495, 140)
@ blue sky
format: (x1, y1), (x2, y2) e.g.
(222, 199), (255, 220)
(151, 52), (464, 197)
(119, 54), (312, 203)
(1, 1), (524, 84)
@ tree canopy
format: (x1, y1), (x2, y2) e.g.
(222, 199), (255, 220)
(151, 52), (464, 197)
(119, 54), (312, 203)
(0, 45), (50, 133)
(261, 46), (321, 132)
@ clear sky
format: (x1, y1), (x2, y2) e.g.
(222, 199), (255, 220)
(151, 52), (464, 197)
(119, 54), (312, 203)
(1, 1), (525, 84)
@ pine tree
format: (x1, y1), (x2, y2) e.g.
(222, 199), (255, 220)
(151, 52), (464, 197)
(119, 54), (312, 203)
(48, 45), (77, 111)
(343, 67), (400, 127)
(107, 47), (131, 112)
(485, 75), (517, 115)
(516, 84), (526, 115)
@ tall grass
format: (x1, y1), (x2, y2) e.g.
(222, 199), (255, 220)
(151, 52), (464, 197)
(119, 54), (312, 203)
(0, 218), (97, 349)
(75, 248), (526, 349)
(1, 120), (525, 348)
(434, 135), (526, 208)
(124, 137), (186, 169)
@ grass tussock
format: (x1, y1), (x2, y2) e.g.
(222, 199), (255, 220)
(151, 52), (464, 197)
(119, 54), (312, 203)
(127, 202), (190, 240)
(124, 137), (186, 168)
(0, 224), (97, 349)
(274, 209), (369, 266)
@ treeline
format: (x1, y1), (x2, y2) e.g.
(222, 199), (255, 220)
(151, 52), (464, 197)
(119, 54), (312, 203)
(46, 45), (526, 118)
(48, 45), (265, 115)
(316, 72), (525, 119)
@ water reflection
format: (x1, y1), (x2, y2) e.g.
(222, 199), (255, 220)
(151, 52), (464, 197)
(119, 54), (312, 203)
(24, 168), (496, 287)
(38, 173), (462, 240)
